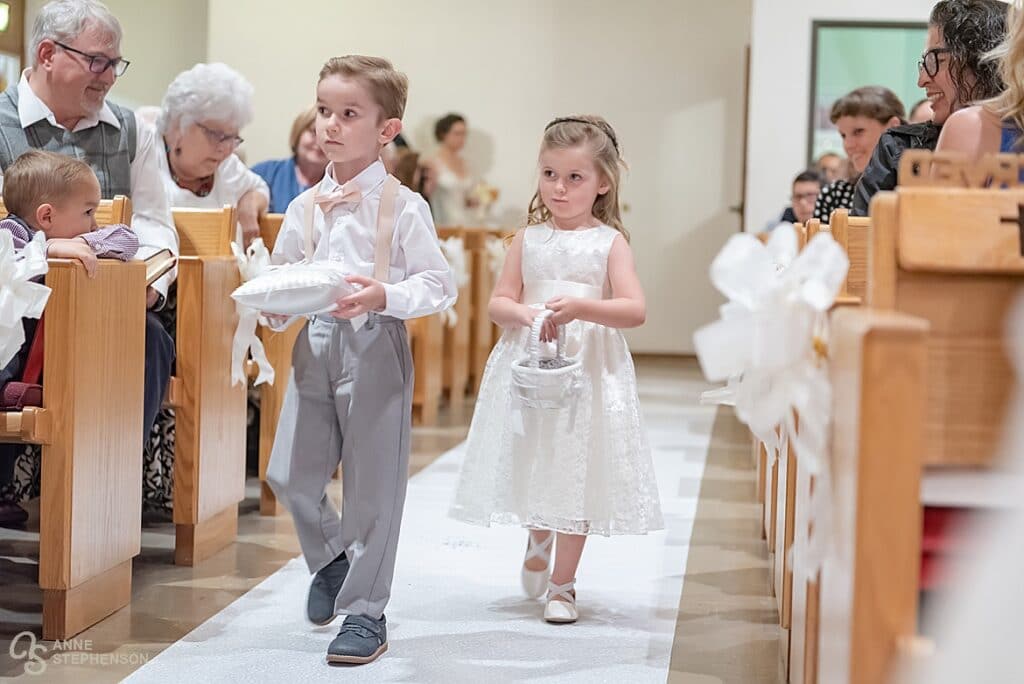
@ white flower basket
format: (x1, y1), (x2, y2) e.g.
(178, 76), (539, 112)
(511, 309), (583, 411)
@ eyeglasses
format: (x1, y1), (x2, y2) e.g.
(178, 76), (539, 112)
(918, 47), (951, 79)
(53, 40), (130, 76)
(792, 191), (819, 202)
(197, 122), (244, 148)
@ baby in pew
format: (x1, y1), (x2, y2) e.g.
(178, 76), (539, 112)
(0, 150), (139, 526)
(0, 149), (138, 273)
(0, 148), (140, 396)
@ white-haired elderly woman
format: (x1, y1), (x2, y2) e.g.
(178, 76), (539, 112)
(138, 63), (268, 512)
(148, 62), (269, 247)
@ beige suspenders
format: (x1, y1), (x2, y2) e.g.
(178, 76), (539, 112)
(301, 174), (402, 284)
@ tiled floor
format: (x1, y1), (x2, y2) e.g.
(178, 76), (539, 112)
(0, 358), (779, 682)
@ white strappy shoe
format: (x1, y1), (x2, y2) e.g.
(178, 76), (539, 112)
(544, 579), (578, 623)
(520, 532), (554, 599)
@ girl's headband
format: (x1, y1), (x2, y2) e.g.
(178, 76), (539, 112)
(544, 117), (619, 154)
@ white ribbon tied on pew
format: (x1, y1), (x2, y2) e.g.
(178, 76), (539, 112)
(0, 232), (50, 369)
(439, 237), (469, 328)
(485, 236), (505, 282)
(693, 224), (848, 566)
(230, 238), (274, 387)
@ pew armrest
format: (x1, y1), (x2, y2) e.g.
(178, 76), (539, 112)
(0, 407), (52, 444)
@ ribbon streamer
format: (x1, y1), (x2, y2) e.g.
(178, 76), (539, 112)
(439, 236), (469, 328)
(0, 232), (50, 369)
(230, 238), (275, 387)
(693, 224), (848, 570)
(485, 236), (505, 282)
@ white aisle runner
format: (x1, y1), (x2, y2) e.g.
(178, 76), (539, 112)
(126, 397), (712, 683)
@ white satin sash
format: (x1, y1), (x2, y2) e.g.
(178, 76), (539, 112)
(523, 279), (602, 305)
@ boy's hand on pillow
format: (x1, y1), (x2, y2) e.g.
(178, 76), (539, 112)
(333, 275), (386, 319)
(47, 238), (98, 278)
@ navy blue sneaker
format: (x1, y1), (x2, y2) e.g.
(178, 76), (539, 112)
(306, 552), (349, 625)
(326, 614), (387, 665)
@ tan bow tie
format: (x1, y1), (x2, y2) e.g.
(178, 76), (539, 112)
(314, 183), (362, 213)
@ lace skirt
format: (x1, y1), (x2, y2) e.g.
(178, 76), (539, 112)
(450, 322), (663, 536)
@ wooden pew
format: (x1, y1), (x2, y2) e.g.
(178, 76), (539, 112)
(463, 227), (503, 393)
(437, 227), (472, 403)
(867, 185), (1022, 468)
(814, 307), (929, 684)
(170, 206), (247, 564)
(408, 314), (444, 425)
(829, 209), (870, 304)
(255, 213), (303, 516)
(793, 159), (1024, 682)
(0, 197), (146, 639)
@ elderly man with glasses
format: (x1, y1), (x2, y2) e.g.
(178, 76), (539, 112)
(0, 0), (175, 526)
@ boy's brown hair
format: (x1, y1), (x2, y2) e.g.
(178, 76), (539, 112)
(4, 149), (96, 220)
(829, 86), (906, 125)
(318, 55), (408, 120)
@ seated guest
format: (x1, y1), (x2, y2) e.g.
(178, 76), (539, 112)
(146, 63), (270, 511)
(763, 169), (822, 231)
(153, 63), (269, 247)
(252, 106), (327, 214)
(852, 0), (1009, 215)
(814, 86), (904, 223)
(936, 7), (1023, 159)
(0, 0), (174, 526)
(383, 133), (425, 191)
(814, 152), (846, 184)
(909, 97), (936, 124)
(0, 150), (139, 525)
(426, 113), (476, 226)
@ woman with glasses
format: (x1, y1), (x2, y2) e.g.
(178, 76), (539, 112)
(936, 4), (1024, 160)
(143, 62), (269, 514)
(251, 106), (328, 214)
(851, 0), (1008, 215)
(151, 62), (269, 249)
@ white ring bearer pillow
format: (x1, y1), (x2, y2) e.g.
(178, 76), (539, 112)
(231, 260), (359, 316)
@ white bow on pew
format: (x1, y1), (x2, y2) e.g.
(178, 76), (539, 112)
(693, 224), (848, 567)
(485, 236), (505, 283)
(0, 231), (50, 369)
(230, 237), (274, 387)
(439, 236), (469, 328)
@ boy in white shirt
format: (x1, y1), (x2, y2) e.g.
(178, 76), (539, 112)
(266, 55), (456, 665)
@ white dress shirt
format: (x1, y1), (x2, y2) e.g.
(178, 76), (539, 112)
(273, 160), (456, 320)
(154, 148), (270, 246)
(2, 71), (179, 298)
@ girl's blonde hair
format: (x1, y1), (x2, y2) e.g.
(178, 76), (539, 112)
(527, 115), (629, 240)
(985, 2), (1023, 134)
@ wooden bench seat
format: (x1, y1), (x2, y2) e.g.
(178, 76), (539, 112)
(170, 206), (247, 564)
(0, 196), (145, 639)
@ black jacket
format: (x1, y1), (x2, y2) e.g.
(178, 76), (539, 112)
(851, 123), (942, 216)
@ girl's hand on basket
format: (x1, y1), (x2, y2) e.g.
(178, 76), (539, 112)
(517, 304), (541, 328)
(545, 296), (582, 327)
(538, 315), (558, 343)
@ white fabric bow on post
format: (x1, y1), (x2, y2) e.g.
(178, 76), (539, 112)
(0, 232), (50, 368)
(439, 236), (469, 328)
(485, 236), (505, 283)
(230, 237), (274, 387)
(693, 224), (848, 566)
